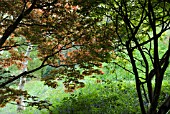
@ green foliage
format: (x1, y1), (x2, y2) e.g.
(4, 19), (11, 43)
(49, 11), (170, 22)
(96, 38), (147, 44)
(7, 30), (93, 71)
(52, 80), (140, 114)
(159, 81), (170, 105)
(1, 76), (170, 114)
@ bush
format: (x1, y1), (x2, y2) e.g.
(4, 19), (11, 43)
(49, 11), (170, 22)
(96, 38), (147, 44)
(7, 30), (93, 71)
(52, 80), (140, 114)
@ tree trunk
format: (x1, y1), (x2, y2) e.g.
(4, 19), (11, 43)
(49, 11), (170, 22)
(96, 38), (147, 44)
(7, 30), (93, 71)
(17, 43), (32, 111)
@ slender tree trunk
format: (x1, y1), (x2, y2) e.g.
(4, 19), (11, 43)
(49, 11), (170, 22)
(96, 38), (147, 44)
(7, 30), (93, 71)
(126, 43), (146, 114)
(17, 43), (32, 111)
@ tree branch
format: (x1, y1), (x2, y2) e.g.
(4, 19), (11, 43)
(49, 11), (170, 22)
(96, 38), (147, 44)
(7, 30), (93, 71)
(0, 0), (37, 48)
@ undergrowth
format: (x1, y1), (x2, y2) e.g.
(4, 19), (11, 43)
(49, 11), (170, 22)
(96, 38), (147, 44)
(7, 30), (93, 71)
(0, 78), (170, 114)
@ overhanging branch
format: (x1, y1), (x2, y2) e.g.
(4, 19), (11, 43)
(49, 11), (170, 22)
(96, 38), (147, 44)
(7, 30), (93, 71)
(0, 0), (37, 48)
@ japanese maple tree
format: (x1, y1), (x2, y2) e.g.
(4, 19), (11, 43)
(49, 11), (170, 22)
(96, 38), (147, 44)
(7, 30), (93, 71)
(0, 0), (113, 110)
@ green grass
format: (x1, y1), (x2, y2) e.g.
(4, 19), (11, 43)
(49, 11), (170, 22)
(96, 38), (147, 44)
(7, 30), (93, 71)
(1, 77), (170, 114)
(0, 78), (140, 114)
(0, 80), (70, 114)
